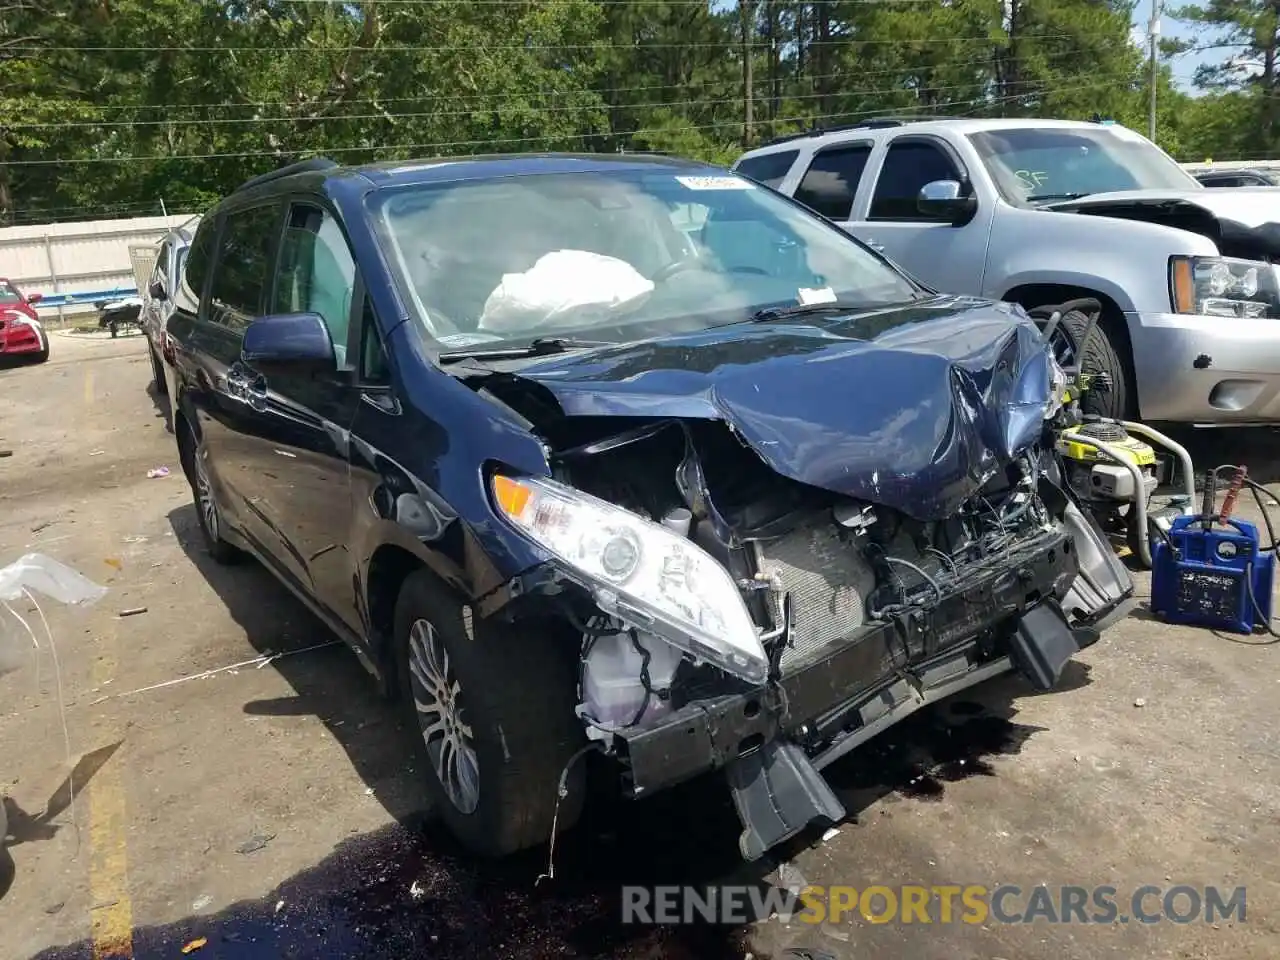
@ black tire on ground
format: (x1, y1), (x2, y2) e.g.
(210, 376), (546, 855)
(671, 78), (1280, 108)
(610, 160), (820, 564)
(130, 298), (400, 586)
(149, 344), (168, 395)
(177, 422), (242, 565)
(393, 569), (586, 858)
(1058, 309), (1133, 421)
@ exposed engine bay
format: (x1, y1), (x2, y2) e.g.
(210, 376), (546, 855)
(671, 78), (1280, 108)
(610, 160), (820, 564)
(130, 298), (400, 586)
(546, 416), (1069, 742)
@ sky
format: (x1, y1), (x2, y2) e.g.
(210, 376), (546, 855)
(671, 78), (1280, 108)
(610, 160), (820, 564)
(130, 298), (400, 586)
(1132, 0), (1222, 93)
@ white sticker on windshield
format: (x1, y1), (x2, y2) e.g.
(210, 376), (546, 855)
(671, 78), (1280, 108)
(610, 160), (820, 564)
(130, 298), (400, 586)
(798, 286), (837, 305)
(675, 175), (755, 191)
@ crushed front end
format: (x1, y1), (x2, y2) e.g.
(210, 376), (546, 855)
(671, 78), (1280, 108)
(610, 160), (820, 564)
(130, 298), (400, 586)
(476, 308), (1135, 861)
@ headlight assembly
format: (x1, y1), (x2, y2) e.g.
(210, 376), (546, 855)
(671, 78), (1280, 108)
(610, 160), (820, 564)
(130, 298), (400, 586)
(490, 473), (769, 684)
(1170, 255), (1280, 318)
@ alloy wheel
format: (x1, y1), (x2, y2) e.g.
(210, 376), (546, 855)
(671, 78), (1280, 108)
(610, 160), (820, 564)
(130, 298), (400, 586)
(407, 618), (480, 815)
(193, 450), (219, 542)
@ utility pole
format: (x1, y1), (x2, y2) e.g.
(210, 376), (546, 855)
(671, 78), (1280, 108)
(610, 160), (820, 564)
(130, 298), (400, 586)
(1148, 0), (1162, 141)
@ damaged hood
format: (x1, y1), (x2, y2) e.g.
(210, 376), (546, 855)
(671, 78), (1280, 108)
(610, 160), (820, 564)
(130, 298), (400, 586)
(1044, 188), (1280, 256)
(496, 296), (1058, 520)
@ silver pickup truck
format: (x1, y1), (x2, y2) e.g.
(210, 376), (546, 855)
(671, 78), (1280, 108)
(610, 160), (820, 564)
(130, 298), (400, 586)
(734, 118), (1280, 426)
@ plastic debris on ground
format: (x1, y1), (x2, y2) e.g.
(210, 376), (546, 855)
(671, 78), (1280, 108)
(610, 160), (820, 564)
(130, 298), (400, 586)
(146, 466), (170, 479)
(0, 553), (108, 836)
(181, 937), (208, 954)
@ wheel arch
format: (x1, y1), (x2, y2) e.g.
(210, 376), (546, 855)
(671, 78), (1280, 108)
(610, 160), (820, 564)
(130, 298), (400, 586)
(1002, 281), (1138, 410)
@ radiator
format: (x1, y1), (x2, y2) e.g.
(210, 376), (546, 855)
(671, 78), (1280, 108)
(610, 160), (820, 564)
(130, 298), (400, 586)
(753, 522), (878, 672)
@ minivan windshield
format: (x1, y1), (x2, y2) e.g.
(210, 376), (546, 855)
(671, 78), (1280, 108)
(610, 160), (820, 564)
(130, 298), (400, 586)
(369, 169), (921, 349)
(969, 126), (1200, 205)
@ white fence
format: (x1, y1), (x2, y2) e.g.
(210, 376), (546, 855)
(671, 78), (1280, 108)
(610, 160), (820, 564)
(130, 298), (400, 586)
(0, 213), (197, 320)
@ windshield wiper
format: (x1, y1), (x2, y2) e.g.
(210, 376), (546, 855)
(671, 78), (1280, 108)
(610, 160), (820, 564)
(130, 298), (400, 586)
(1027, 192), (1090, 204)
(749, 295), (930, 323)
(437, 336), (611, 364)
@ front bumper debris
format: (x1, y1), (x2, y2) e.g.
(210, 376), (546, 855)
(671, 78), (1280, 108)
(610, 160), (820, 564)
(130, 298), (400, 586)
(615, 528), (1118, 860)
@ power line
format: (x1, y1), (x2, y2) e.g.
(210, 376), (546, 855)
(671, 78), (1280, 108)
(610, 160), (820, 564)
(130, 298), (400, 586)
(2, 80), (1127, 167)
(7, 76), (1081, 131)
(4, 32), (1129, 53)
(8, 56), (1013, 117)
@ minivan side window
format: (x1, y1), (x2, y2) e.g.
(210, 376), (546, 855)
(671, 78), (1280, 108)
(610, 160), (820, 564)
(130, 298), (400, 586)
(181, 221), (217, 308)
(793, 143), (873, 220)
(207, 204), (281, 331)
(272, 203), (357, 369)
(869, 140), (968, 222)
(735, 150), (800, 189)
(151, 242), (170, 292)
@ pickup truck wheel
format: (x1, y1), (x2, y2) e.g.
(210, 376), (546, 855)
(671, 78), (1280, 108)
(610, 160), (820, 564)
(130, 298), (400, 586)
(1059, 310), (1132, 420)
(393, 570), (586, 858)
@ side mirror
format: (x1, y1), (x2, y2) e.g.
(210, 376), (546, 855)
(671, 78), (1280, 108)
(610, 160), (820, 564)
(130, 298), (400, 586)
(917, 179), (978, 226)
(148, 279), (166, 301)
(242, 312), (335, 377)
(25, 292), (43, 305)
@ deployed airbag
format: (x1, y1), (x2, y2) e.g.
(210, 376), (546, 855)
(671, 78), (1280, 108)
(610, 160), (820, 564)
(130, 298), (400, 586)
(477, 250), (654, 334)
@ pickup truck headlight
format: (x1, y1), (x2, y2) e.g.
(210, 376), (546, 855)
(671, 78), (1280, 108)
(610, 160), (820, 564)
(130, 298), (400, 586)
(1170, 255), (1280, 318)
(490, 473), (768, 684)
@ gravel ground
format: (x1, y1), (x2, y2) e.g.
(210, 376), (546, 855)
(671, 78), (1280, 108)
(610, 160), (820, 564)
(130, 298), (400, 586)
(1, 331), (1278, 960)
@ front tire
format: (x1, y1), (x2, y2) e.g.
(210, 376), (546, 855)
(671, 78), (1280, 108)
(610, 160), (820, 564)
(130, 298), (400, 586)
(393, 570), (586, 858)
(1059, 310), (1133, 421)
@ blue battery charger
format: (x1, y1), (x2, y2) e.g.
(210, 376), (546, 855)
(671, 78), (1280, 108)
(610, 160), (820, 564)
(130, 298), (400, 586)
(1151, 515), (1275, 634)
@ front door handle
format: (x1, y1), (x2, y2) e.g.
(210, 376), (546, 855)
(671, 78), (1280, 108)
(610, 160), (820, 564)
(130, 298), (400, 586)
(864, 238), (886, 253)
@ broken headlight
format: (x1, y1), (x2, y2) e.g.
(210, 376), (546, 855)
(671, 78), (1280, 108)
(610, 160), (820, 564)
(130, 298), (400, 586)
(490, 473), (768, 684)
(1170, 255), (1280, 318)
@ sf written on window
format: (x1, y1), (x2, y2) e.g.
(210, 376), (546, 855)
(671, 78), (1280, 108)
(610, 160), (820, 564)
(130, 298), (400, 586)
(274, 204), (357, 369)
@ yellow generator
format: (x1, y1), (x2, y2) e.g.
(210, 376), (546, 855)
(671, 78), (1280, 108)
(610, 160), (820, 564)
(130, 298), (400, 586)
(1057, 421), (1161, 562)
(1030, 298), (1196, 570)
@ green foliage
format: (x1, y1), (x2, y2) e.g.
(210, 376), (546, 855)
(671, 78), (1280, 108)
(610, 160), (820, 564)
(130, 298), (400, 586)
(0, 0), (1258, 224)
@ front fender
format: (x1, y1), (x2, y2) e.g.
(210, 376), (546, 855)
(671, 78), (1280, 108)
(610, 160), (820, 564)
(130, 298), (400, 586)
(986, 205), (1220, 315)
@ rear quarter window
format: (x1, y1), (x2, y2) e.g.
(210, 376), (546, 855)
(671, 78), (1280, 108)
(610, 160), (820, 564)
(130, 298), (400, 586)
(735, 150), (800, 189)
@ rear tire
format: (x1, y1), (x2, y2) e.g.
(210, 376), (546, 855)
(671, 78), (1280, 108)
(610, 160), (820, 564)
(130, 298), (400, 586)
(393, 570), (586, 858)
(1059, 310), (1133, 421)
(178, 424), (242, 565)
(149, 344), (167, 395)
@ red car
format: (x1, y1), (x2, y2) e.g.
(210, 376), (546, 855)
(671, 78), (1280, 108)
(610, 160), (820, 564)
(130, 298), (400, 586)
(0, 278), (49, 363)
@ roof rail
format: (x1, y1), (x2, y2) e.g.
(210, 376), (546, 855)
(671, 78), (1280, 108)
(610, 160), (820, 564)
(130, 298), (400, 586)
(236, 156), (339, 194)
(758, 115), (942, 149)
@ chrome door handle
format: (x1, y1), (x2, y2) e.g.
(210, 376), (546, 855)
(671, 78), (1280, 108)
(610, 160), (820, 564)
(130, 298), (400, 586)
(865, 238), (886, 253)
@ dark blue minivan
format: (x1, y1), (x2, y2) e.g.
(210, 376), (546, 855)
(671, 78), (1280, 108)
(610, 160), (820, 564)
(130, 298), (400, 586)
(160, 152), (1132, 860)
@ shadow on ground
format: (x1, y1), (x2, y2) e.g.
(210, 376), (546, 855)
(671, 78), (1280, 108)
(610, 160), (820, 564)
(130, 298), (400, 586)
(25, 501), (1076, 960)
(145, 379), (173, 434)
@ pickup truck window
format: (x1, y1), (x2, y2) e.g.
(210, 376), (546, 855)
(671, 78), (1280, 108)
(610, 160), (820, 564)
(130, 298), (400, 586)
(869, 140), (966, 221)
(735, 150), (799, 189)
(968, 127), (1199, 204)
(794, 143), (872, 220)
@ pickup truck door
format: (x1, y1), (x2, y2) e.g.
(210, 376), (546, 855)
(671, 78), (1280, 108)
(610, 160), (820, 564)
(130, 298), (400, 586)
(841, 134), (994, 296)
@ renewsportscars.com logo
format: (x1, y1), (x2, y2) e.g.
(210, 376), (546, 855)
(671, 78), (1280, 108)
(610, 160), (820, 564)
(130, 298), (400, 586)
(621, 883), (1247, 926)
